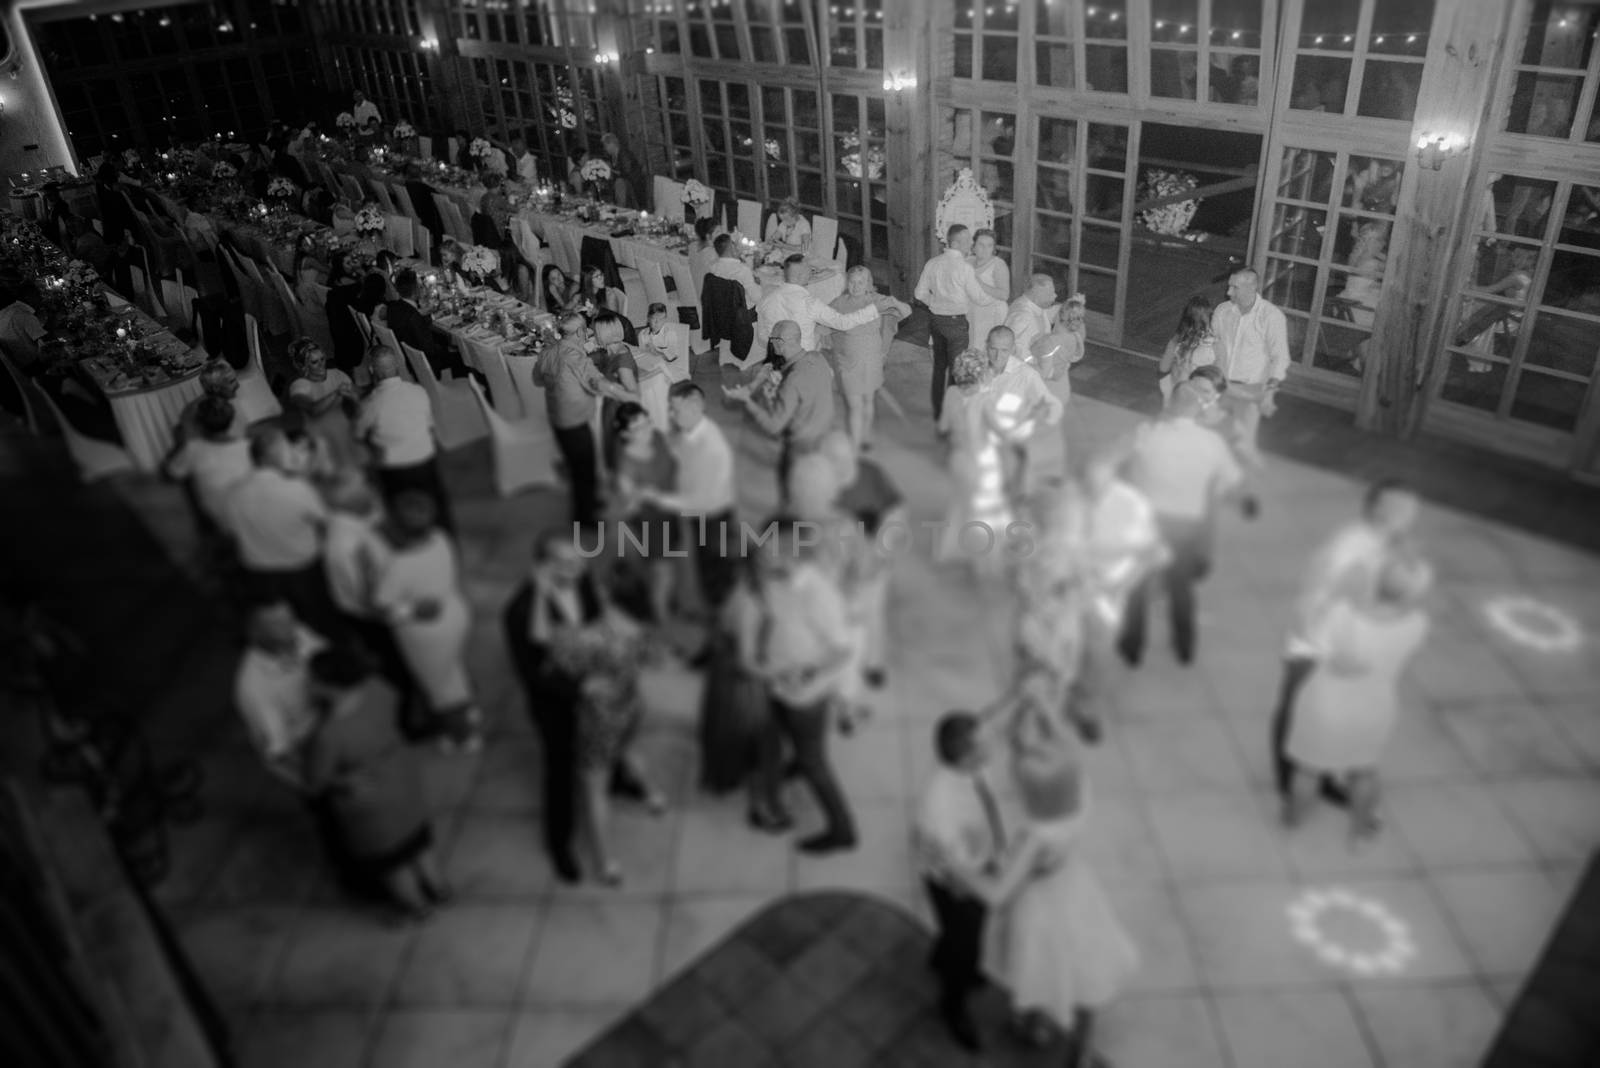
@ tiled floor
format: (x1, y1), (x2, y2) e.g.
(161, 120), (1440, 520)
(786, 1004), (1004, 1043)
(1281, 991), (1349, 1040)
(5, 338), (1598, 1068)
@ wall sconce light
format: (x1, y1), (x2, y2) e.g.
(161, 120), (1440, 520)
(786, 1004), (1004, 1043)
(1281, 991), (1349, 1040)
(420, 37), (440, 52)
(1414, 131), (1469, 170)
(593, 51), (619, 64)
(882, 71), (917, 92)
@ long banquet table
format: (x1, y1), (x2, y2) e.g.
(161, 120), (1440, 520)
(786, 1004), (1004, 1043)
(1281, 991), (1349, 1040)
(77, 293), (208, 471)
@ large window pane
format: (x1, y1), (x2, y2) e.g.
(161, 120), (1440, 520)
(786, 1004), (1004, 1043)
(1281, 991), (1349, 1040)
(1356, 61), (1422, 121)
(1511, 370), (1585, 430)
(1292, 55), (1351, 112)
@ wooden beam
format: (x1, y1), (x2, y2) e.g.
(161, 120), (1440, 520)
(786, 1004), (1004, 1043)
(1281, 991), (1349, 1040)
(1359, 0), (1514, 437)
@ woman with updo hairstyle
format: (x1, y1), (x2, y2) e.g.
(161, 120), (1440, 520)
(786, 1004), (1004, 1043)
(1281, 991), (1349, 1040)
(1284, 553), (1433, 844)
(286, 337), (360, 469)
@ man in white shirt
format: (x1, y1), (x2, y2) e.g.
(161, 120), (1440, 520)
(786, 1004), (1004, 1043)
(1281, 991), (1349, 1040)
(915, 711), (1006, 1052)
(163, 395), (253, 533)
(707, 233), (763, 307)
(226, 428), (337, 635)
(751, 522), (857, 855)
(983, 325), (1062, 499)
(641, 382), (738, 614)
(351, 90), (381, 128)
(355, 347), (454, 535)
(1272, 479), (1420, 804)
(509, 137), (540, 186)
(234, 601), (326, 788)
(753, 254), (879, 360)
(914, 225), (1003, 421)
(1117, 382), (1244, 666)
(1002, 272), (1057, 362)
(1211, 266), (1289, 473)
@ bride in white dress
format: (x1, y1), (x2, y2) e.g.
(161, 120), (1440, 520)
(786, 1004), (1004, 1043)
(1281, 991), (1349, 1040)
(973, 673), (1138, 1065)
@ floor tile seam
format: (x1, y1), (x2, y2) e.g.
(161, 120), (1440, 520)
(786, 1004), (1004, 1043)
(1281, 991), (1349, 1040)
(1336, 983), (1393, 1068)
(1469, 778), (1592, 864)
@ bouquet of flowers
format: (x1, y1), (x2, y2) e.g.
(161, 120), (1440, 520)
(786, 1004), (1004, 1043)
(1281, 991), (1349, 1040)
(1138, 168), (1202, 237)
(580, 157), (613, 184)
(458, 244), (500, 279)
(470, 137), (493, 161)
(353, 204), (387, 236)
(682, 179), (712, 209)
(392, 120), (415, 140)
(211, 161), (237, 179)
(336, 112), (357, 131)
(547, 616), (653, 685)
(266, 176), (298, 201)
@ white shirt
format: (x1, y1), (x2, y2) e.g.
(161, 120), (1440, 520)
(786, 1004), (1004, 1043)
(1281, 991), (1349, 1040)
(988, 355), (1062, 441)
(167, 437), (253, 527)
(0, 301), (46, 363)
(482, 147), (509, 177)
(352, 99), (382, 126)
(639, 323), (690, 384)
(1287, 521), (1390, 657)
(1125, 417), (1243, 520)
(754, 281), (878, 355)
(1212, 296), (1290, 386)
(660, 416), (735, 515)
(1003, 295), (1052, 362)
(759, 564), (852, 705)
(915, 765), (1004, 883)
(356, 377), (436, 467)
(323, 512), (390, 618)
(515, 152), (540, 185)
(225, 468), (328, 570)
(234, 626), (325, 770)
(914, 248), (1000, 316)
(708, 256), (762, 307)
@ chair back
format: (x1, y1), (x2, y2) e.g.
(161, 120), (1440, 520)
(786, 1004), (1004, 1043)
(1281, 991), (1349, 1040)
(457, 336), (523, 421)
(433, 194), (461, 242)
(331, 205), (356, 235)
(160, 277), (199, 335)
(400, 341), (443, 400)
(371, 320), (401, 356)
(390, 183), (417, 218)
(33, 386), (135, 482)
(339, 173), (366, 207)
(366, 179), (396, 214)
(638, 259), (672, 309)
(129, 262), (168, 319)
(385, 214), (415, 257)
(417, 135), (433, 160)
(504, 351), (544, 417)
(297, 280), (337, 358)
(737, 199), (763, 240)
(811, 215), (842, 263)
(348, 306), (376, 349)
(0, 346), (43, 434)
(446, 137), (460, 164)
(653, 177), (686, 222)
(412, 223), (433, 266)
(265, 269), (306, 338)
(513, 218), (541, 264)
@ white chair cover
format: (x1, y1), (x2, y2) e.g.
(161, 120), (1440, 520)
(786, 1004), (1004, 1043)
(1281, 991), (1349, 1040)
(464, 376), (559, 498)
(129, 264), (168, 320)
(400, 342), (486, 450)
(390, 183), (418, 219)
(456, 335), (523, 421)
(504, 352), (543, 418)
(366, 179), (397, 214)
(34, 387), (135, 482)
(653, 177), (685, 222)
(339, 173), (366, 207)
(435, 194), (472, 244)
(417, 136), (433, 160)
(413, 223), (433, 266)
(298, 280), (337, 359)
(237, 315), (284, 423)
(160, 278), (199, 336)
(737, 199), (761, 240)
(638, 259), (672, 311)
(385, 214), (415, 257)
(812, 215), (843, 265)
(265, 269), (307, 340)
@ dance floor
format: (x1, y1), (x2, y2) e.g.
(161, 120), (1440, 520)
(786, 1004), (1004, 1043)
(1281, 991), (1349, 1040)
(3, 339), (1598, 1068)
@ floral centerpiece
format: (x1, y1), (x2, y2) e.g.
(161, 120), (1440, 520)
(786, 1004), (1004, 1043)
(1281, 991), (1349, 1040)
(353, 204), (387, 238)
(266, 176), (299, 205)
(1138, 168), (1202, 238)
(579, 157), (613, 200)
(469, 138), (494, 170)
(336, 112), (357, 133)
(211, 161), (237, 180)
(681, 178), (712, 223)
(457, 244), (500, 283)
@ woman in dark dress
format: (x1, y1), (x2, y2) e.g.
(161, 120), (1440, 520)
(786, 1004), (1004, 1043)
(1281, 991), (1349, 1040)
(699, 554), (787, 829)
(608, 402), (678, 626)
(303, 648), (449, 922)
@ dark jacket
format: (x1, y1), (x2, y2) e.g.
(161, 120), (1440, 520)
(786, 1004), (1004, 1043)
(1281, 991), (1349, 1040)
(502, 574), (605, 708)
(701, 273), (755, 360)
(406, 179), (445, 242)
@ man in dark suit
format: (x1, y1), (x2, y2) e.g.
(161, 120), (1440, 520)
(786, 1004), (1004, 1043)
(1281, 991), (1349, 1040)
(380, 267), (465, 378)
(503, 527), (650, 883)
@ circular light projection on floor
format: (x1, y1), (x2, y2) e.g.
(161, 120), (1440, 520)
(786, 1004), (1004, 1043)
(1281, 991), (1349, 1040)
(1482, 596), (1585, 654)
(1287, 887), (1416, 977)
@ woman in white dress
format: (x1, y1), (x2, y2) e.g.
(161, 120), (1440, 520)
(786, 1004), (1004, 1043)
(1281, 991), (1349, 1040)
(1286, 555), (1432, 843)
(374, 491), (481, 752)
(967, 228), (1011, 348)
(1156, 295), (1217, 404)
(1026, 293), (1086, 489)
(972, 675), (1138, 1064)
(937, 349), (1011, 576)
(285, 338), (360, 472)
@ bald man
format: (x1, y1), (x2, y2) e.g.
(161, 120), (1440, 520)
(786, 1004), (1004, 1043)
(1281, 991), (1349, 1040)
(356, 346), (454, 535)
(723, 319), (836, 499)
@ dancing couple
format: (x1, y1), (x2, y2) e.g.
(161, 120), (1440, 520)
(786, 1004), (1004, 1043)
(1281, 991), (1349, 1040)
(916, 671), (1138, 1065)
